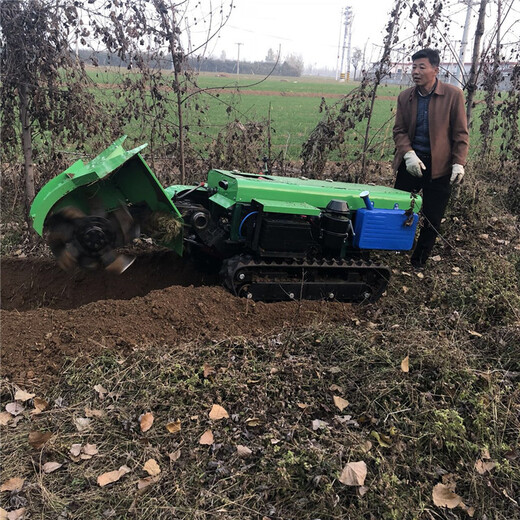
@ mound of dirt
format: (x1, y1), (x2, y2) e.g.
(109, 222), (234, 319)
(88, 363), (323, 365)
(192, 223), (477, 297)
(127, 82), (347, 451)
(1, 255), (354, 389)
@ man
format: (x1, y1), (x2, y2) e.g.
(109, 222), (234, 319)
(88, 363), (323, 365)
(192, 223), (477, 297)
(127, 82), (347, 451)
(393, 48), (469, 269)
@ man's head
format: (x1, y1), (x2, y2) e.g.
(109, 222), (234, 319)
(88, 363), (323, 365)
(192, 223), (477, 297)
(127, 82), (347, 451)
(411, 48), (440, 93)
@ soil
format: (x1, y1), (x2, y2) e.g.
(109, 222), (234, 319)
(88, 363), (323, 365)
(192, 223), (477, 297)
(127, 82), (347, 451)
(1, 253), (353, 390)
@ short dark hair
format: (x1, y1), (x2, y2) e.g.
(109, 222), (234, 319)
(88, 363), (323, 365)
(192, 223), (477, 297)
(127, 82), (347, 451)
(412, 48), (440, 67)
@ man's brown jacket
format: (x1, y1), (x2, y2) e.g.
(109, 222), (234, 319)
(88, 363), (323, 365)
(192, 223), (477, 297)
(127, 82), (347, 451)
(392, 80), (469, 179)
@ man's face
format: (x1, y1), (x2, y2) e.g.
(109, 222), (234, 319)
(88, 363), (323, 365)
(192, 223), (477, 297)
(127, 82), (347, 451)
(412, 57), (439, 90)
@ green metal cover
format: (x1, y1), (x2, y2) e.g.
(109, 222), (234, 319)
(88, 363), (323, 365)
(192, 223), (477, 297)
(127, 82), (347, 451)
(206, 170), (422, 212)
(252, 198), (321, 216)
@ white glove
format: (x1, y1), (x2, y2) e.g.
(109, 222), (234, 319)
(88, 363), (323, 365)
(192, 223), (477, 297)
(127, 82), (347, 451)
(403, 151), (426, 178)
(450, 164), (465, 184)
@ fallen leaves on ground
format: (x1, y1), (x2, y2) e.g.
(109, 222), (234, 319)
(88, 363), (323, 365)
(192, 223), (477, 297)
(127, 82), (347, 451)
(14, 390), (35, 402)
(5, 403), (24, 416)
(169, 449), (181, 462)
(42, 462), (62, 474)
(0, 412), (12, 426)
(339, 461), (367, 486)
(31, 397), (49, 415)
(93, 384), (108, 400)
(97, 465), (131, 487)
(199, 430), (214, 445)
(166, 420), (181, 433)
(209, 404), (229, 420)
(143, 459), (161, 476)
(236, 445), (252, 457)
(474, 459), (496, 474)
(0, 507), (26, 520)
(73, 417), (92, 432)
(432, 483), (462, 509)
(0, 478), (24, 492)
(139, 412), (154, 432)
(401, 355), (410, 373)
(333, 395), (349, 411)
(28, 431), (52, 449)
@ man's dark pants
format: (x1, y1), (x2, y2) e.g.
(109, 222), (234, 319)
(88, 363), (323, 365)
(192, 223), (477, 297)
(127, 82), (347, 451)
(394, 154), (451, 267)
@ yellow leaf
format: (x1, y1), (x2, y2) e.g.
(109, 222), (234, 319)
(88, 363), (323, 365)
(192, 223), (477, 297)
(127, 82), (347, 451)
(42, 462), (62, 474)
(209, 404), (229, 421)
(432, 483), (462, 509)
(97, 465), (131, 487)
(14, 389), (35, 402)
(401, 355), (409, 373)
(333, 395), (349, 411)
(199, 430), (214, 445)
(143, 459), (161, 476)
(338, 461), (367, 486)
(166, 420), (181, 433)
(0, 477), (25, 492)
(28, 431), (52, 449)
(140, 412), (154, 432)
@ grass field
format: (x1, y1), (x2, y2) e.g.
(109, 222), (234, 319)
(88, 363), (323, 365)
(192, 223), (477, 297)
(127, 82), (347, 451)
(87, 68), (489, 163)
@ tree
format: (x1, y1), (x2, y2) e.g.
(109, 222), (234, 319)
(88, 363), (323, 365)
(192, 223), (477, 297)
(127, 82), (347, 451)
(284, 54), (304, 76)
(351, 47), (362, 80)
(0, 0), (114, 214)
(265, 48), (276, 62)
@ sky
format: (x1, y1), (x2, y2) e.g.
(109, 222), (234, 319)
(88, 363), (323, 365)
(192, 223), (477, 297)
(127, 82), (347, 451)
(185, 0), (519, 72)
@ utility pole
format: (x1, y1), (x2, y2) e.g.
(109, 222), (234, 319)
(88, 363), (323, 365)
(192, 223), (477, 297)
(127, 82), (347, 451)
(235, 42), (243, 76)
(335, 7), (344, 80)
(456, 0), (474, 85)
(338, 6), (353, 82)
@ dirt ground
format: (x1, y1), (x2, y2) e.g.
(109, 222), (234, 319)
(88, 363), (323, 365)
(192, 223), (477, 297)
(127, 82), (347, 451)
(1, 253), (354, 390)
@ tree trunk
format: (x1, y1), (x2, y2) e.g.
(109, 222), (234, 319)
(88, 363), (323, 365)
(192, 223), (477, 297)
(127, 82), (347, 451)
(466, 0), (488, 126)
(18, 83), (35, 212)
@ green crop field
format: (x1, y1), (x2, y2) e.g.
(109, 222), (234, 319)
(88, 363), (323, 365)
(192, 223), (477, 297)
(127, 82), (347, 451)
(89, 67), (488, 162)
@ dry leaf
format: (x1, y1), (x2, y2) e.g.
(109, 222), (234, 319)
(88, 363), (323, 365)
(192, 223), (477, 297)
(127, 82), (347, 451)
(0, 477), (25, 492)
(140, 412), (154, 432)
(143, 459), (161, 476)
(14, 390), (35, 402)
(312, 419), (329, 430)
(83, 444), (99, 457)
(296, 403), (309, 409)
(481, 448), (491, 460)
(236, 445), (252, 458)
(401, 355), (410, 373)
(468, 330), (483, 338)
(70, 444), (82, 457)
(474, 459), (496, 474)
(31, 398), (49, 415)
(402, 285), (409, 293)
(432, 483), (462, 509)
(199, 430), (214, 445)
(333, 396), (349, 411)
(97, 465), (131, 487)
(166, 420), (181, 433)
(84, 408), (105, 418)
(6, 508), (26, 520)
(28, 431), (52, 449)
(169, 449), (181, 462)
(73, 417), (92, 432)
(416, 271), (424, 279)
(246, 417), (263, 427)
(209, 404), (229, 420)
(0, 508), (6, 520)
(42, 462), (62, 474)
(432, 255), (442, 262)
(93, 384), (108, 399)
(460, 503), (475, 517)
(329, 384), (343, 393)
(339, 461), (367, 486)
(203, 363), (216, 378)
(5, 403), (24, 416)
(137, 475), (160, 490)
(0, 412), (12, 426)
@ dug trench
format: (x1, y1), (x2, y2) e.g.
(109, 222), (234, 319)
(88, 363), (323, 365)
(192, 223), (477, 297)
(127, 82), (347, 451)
(1, 253), (355, 389)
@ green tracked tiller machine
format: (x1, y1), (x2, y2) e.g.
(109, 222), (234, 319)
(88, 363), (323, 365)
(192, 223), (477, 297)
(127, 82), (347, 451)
(30, 137), (422, 303)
